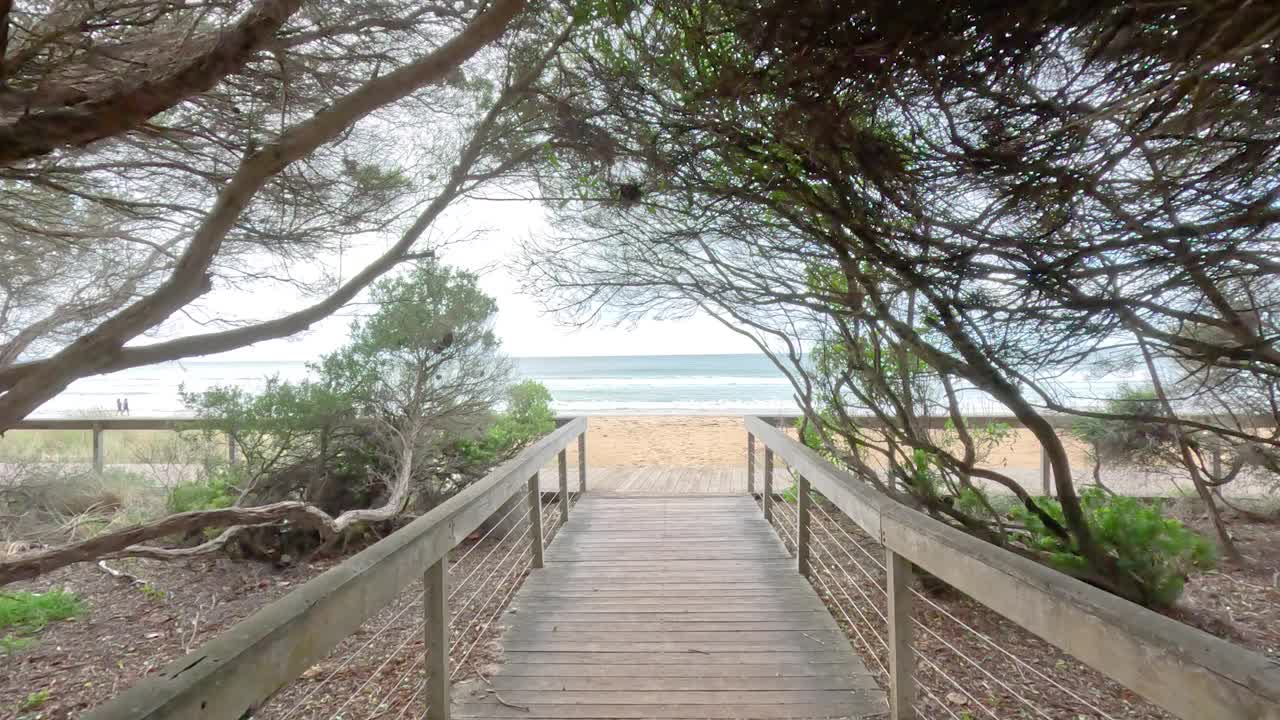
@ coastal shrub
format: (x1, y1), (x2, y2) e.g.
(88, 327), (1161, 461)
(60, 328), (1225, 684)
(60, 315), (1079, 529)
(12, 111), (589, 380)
(1070, 385), (1174, 473)
(455, 381), (556, 469)
(174, 263), (559, 557)
(166, 466), (241, 514)
(1010, 489), (1215, 608)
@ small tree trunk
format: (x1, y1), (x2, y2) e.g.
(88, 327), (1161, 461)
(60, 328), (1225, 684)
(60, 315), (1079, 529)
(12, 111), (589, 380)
(1136, 337), (1242, 562)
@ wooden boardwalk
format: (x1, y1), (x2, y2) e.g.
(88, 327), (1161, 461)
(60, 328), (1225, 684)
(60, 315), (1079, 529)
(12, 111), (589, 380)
(455, 495), (886, 719)
(537, 466), (750, 494)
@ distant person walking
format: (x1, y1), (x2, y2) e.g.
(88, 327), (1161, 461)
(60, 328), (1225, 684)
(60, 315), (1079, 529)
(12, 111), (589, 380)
(122, 398), (130, 416)
(115, 398), (123, 415)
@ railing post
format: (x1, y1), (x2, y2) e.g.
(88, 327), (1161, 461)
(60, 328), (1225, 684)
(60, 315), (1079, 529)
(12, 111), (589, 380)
(424, 557), (449, 720)
(558, 449), (570, 525)
(527, 473), (544, 569)
(797, 474), (811, 577)
(92, 423), (104, 474)
(887, 548), (916, 719)
(1040, 445), (1051, 496)
(747, 432), (756, 495)
(578, 432), (587, 493)
(763, 447), (774, 524)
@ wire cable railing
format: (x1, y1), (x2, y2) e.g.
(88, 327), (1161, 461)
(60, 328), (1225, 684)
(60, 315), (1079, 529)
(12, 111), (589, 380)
(268, 486), (579, 720)
(764, 483), (984, 719)
(309, 479), (580, 720)
(745, 416), (1279, 720)
(85, 418), (588, 720)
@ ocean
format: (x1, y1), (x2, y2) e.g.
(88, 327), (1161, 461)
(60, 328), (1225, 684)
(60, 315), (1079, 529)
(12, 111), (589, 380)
(30, 354), (800, 418)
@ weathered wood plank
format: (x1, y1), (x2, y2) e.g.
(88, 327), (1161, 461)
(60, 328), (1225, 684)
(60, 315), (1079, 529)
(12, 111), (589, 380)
(479, 494), (886, 719)
(453, 699), (886, 718)
(501, 612), (832, 624)
(502, 621), (838, 632)
(464, 690), (871, 705)
(502, 630), (847, 645)
(493, 662), (872, 678)
(501, 650), (858, 664)
(502, 641), (844, 653)
(487, 675), (879, 691)
(516, 585), (812, 595)
(514, 591), (815, 600)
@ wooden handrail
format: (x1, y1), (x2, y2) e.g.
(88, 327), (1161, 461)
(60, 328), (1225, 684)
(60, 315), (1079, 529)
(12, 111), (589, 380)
(85, 416), (588, 720)
(753, 412), (1276, 430)
(745, 416), (1280, 720)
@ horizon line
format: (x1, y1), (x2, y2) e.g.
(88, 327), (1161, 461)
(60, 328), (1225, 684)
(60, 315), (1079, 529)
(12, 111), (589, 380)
(172, 351), (775, 363)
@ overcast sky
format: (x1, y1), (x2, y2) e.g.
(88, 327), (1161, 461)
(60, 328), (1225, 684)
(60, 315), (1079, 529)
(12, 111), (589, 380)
(180, 197), (760, 361)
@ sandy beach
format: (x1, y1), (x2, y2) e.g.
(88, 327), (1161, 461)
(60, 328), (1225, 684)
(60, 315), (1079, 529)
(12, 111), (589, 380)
(578, 415), (1065, 470)
(570, 416), (1273, 497)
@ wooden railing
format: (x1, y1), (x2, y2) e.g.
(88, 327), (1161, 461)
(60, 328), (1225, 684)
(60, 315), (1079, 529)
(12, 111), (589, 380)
(83, 417), (588, 720)
(6, 416), (594, 473)
(753, 412), (1273, 496)
(744, 416), (1280, 720)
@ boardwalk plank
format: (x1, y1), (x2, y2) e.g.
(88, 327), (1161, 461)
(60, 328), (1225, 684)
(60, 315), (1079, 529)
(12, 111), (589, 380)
(487, 676), (880, 691)
(462, 494), (886, 719)
(453, 700), (885, 719)
(494, 662), (869, 678)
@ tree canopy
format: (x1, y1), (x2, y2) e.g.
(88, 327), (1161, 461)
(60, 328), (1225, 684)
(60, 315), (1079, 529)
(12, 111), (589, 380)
(3, 0), (1278, 605)
(518, 0), (1280, 602)
(0, 0), (576, 429)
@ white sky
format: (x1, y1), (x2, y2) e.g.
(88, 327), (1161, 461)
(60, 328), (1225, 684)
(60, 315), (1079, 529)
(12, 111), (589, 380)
(173, 197), (759, 361)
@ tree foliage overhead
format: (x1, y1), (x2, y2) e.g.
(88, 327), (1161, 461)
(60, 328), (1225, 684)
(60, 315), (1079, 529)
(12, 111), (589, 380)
(520, 0), (1280, 603)
(0, 0), (579, 429)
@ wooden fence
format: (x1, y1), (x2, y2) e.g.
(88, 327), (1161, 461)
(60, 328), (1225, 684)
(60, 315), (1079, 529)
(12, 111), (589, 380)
(745, 416), (1280, 720)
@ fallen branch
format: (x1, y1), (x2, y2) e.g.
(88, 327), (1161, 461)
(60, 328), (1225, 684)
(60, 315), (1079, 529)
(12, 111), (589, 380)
(0, 421), (421, 586)
(487, 690), (530, 712)
(0, 501), (333, 586)
(95, 560), (145, 586)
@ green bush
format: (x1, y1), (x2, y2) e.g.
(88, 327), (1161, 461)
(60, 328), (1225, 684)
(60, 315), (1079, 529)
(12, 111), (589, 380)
(0, 589), (84, 655)
(1010, 489), (1216, 608)
(455, 381), (556, 468)
(166, 466), (240, 514)
(1069, 385), (1174, 468)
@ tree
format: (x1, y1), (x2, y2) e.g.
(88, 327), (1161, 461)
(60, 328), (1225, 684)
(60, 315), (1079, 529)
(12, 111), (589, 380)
(0, 0), (579, 429)
(0, 261), (555, 584)
(519, 0), (1279, 602)
(1070, 386), (1178, 494)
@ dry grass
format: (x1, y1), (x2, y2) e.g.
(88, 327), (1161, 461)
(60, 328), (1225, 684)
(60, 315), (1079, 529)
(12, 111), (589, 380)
(0, 428), (228, 465)
(0, 465), (172, 551)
